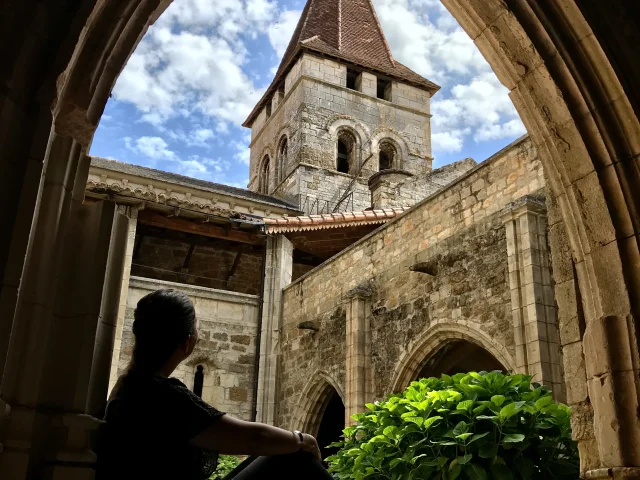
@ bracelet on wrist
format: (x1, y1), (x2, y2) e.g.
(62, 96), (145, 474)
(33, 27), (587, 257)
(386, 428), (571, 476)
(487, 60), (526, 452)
(293, 430), (304, 445)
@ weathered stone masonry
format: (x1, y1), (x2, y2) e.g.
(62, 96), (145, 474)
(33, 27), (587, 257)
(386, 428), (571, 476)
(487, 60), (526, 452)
(277, 136), (564, 430)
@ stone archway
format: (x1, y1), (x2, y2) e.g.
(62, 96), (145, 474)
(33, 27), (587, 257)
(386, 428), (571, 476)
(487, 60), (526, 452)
(1, 1), (640, 478)
(391, 323), (516, 394)
(293, 370), (345, 436)
(416, 340), (506, 380)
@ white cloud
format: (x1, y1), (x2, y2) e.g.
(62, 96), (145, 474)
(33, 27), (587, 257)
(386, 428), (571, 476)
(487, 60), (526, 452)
(371, 0), (526, 159)
(268, 9), (302, 59)
(126, 136), (177, 161)
(432, 131), (467, 154)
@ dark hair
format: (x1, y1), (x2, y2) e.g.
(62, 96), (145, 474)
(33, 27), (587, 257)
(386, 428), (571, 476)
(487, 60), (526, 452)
(132, 289), (196, 371)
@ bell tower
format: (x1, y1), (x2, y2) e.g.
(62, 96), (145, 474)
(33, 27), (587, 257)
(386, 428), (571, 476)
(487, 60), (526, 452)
(243, 0), (440, 214)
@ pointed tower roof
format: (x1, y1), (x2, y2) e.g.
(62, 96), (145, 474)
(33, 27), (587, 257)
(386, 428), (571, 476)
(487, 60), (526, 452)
(243, 0), (440, 127)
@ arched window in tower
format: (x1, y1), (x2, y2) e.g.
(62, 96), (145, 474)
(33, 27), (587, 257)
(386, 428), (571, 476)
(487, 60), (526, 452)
(378, 140), (397, 171)
(193, 365), (204, 398)
(259, 155), (271, 194)
(278, 136), (288, 182)
(336, 131), (357, 174)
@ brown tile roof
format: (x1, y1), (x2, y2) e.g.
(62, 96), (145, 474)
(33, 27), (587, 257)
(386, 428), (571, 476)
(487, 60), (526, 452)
(263, 207), (410, 233)
(243, 0), (440, 127)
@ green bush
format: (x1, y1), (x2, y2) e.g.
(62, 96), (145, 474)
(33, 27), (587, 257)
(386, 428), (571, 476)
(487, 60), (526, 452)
(209, 455), (242, 479)
(327, 372), (578, 480)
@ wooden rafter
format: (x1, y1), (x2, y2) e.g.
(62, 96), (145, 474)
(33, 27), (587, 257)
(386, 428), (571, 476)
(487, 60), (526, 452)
(137, 209), (264, 246)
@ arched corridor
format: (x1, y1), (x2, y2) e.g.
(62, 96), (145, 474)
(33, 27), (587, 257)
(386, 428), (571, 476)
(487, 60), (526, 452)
(1, 1), (640, 478)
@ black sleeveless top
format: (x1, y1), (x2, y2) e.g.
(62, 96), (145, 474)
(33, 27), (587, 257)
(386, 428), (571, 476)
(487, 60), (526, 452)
(96, 370), (225, 480)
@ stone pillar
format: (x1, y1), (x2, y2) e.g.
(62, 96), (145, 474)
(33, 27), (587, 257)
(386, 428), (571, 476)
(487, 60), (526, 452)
(107, 206), (139, 395)
(0, 130), (130, 480)
(502, 196), (564, 400)
(344, 285), (373, 426)
(368, 169), (414, 209)
(255, 235), (293, 425)
(357, 71), (377, 97)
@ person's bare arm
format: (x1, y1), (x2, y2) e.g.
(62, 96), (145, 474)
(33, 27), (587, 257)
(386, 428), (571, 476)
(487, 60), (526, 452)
(190, 415), (321, 459)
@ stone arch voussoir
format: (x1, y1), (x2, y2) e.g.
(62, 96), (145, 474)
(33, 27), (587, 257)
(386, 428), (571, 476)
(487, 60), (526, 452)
(390, 322), (517, 394)
(292, 370), (344, 436)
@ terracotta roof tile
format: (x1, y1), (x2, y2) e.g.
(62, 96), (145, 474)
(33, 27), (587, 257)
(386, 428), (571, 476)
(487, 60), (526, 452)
(244, 0), (440, 127)
(263, 206), (410, 233)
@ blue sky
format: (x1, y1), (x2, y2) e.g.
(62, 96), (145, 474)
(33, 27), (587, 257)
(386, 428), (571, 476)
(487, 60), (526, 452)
(90, 0), (526, 189)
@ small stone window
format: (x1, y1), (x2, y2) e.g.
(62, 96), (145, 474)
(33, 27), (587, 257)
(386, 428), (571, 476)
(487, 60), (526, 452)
(278, 136), (288, 181)
(266, 100), (272, 119)
(346, 68), (361, 91)
(377, 77), (392, 101)
(193, 365), (204, 398)
(337, 131), (357, 174)
(259, 155), (271, 194)
(379, 141), (397, 170)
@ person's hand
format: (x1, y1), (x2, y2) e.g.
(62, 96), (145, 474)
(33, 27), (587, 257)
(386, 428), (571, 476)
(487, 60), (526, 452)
(300, 433), (322, 461)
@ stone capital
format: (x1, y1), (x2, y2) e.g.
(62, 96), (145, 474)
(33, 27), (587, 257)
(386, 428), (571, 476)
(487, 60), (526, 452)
(45, 413), (103, 464)
(500, 195), (547, 223)
(345, 284), (373, 300)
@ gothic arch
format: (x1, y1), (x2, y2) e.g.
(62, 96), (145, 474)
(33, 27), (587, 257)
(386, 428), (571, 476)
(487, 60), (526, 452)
(390, 323), (517, 394)
(258, 154), (272, 194)
(292, 370), (344, 436)
(370, 128), (411, 169)
(276, 133), (289, 183)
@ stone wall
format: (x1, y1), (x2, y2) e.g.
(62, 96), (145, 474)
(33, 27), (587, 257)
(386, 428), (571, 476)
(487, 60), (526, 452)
(116, 277), (260, 420)
(276, 136), (559, 429)
(131, 233), (263, 295)
(370, 158), (478, 209)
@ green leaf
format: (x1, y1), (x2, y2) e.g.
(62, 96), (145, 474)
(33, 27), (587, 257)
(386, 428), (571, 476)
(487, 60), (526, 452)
(491, 395), (506, 407)
(515, 456), (535, 479)
(503, 433), (525, 444)
(383, 425), (398, 439)
(478, 443), (498, 459)
(465, 463), (487, 480)
(499, 402), (522, 422)
(457, 400), (474, 411)
(456, 433), (473, 441)
(535, 396), (554, 410)
(365, 403), (376, 411)
(424, 416), (443, 429)
(468, 432), (490, 444)
(491, 463), (514, 480)
(457, 454), (473, 465)
(404, 416), (424, 427)
(453, 421), (468, 436)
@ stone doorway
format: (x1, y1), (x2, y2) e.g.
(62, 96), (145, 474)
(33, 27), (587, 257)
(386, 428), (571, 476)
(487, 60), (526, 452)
(316, 389), (346, 461)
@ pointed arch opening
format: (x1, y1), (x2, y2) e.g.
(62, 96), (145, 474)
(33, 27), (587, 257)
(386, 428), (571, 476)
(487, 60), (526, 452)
(277, 135), (288, 182)
(416, 340), (505, 380)
(259, 155), (271, 194)
(391, 324), (515, 393)
(316, 389), (345, 460)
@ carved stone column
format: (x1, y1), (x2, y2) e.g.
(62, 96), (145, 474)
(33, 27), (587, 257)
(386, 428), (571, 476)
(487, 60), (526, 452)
(344, 285), (373, 426)
(107, 205), (140, 395)
(255, 235), (293, 425)
(502, 196), (565, 399)
(0, 131), (131, 479)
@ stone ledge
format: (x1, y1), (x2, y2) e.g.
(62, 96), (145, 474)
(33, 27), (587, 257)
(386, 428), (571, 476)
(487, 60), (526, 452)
(586, 468), (640, 479)
(129, 277), (260, 306)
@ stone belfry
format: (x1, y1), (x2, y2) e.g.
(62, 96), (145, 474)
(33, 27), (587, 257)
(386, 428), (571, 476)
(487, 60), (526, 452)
(244, 0), (440, 214)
